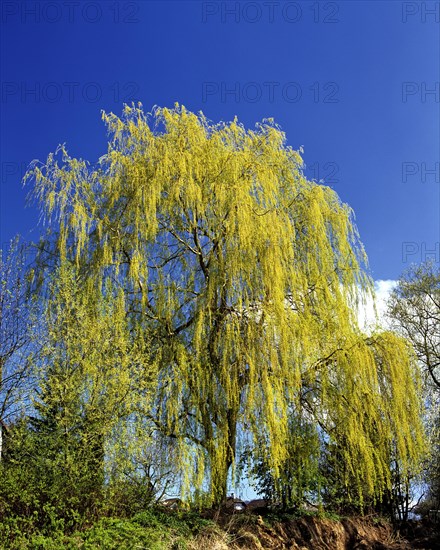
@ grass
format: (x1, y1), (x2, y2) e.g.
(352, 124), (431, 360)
(0, 508), (221, 550)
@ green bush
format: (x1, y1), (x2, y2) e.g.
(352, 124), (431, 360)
(0, 506), (219, 550)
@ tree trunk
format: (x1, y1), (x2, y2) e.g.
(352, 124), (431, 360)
(209, 407), (238, 506)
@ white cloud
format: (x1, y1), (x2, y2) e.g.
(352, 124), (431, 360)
(357, 279), (398, 332)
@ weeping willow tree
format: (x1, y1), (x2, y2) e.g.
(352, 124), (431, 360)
(25, 103), (425, 506)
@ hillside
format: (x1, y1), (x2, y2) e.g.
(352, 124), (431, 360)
(2, 508), (439, 549)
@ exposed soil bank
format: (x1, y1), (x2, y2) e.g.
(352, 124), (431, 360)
(213, 515), (440, 549)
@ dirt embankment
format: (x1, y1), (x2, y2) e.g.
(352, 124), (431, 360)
(205, 515), (440, 549)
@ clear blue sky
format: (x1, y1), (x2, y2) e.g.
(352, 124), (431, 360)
(1, 0), (439, 280)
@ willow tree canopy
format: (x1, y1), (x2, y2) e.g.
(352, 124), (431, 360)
(26, 104), (425, 505)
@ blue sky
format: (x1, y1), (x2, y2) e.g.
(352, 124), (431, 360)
(1, 0), (439, 280)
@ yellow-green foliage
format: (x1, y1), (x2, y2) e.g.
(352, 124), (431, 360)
(36, 262), (154, 480)
(25, 104), (425, 505)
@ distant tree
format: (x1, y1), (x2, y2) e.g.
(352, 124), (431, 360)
(388, 261), (440, 390)
(25, 104), (426, 506)
(388, 260), (440, 511)
(0, 236), (36, 458)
